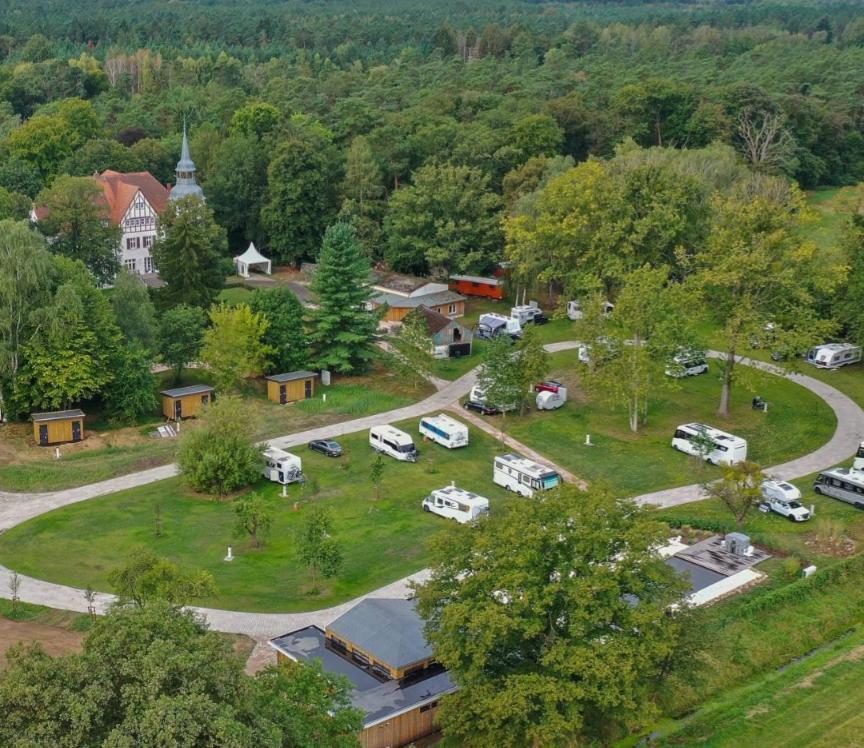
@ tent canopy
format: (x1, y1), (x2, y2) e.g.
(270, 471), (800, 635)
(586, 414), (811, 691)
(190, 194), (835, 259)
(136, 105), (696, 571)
(234, 242), (272, 277)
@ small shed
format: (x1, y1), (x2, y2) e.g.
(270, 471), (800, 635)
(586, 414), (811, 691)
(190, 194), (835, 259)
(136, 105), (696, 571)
(233, 242), (272, 278)
(160, 384), (215, 420)
(266, 371), (318, 404)
(31, 409), (85, 446)
(413, 305), (473, 358)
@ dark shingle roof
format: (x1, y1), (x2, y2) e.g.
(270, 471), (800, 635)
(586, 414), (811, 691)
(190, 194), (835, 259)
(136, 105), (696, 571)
(414, 305), (462, 334)
(160, 384), (214, 398)
(372, 290), (464, 309)
(31, 409), (85, 422)
(265, 371), (318, 383)
(327, 598), (431, 670)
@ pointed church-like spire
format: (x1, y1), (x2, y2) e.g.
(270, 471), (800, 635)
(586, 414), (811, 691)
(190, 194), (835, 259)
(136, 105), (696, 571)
(169, 118), (204, 202)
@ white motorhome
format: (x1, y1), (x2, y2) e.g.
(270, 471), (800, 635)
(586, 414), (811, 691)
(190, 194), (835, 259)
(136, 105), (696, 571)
(671, 423), (748, 466)
(806, 343), (862, 370)
(853, 441), (864, 473)
(814, 468), (864, 509)
(567, 299), (614, 321)
(262, 447), (304, 485)
(534, 380), (568, 410)
(369, 424), (418, 462)
(478, 312), (522, 339)
(493, 453), (562, 497)
(665, 349), (709, 378)
(760, 479), (810, 522)
(422, 484), (489, 523)
(419, 414), (469, 449)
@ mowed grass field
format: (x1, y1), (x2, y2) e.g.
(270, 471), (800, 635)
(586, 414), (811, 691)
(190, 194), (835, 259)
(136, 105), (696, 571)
(657, 626), (864, 747)
(498, 350), (836, 496)
(0, 418), (514, 613)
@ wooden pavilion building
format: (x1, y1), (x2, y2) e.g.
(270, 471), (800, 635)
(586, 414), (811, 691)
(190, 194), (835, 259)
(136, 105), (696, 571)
(160, 384), (214, 420)
(265, 371), (318, 405)
(31, 410), (85, 446)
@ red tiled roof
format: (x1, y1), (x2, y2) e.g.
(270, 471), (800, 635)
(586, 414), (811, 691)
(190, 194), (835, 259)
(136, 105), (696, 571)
(32, 171), (170, 226)
(96, 170), (170, 224)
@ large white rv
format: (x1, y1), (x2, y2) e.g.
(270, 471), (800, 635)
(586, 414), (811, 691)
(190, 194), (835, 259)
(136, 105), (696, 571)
(567, 299), (614, 321)
(369, 425), (419, 462)
(814, 468), (864, 509)
(478, 313), (522, 339)
(806, 343), (862, 370)
(671, 423), (747, 466)
(419, 414), (469, 449)
(422, 485), (489, 523)
(493, 453), (562, 497)
(262, 447), (304, 485)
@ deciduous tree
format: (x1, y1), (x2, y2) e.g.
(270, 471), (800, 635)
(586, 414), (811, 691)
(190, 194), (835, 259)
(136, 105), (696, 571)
(705, 460), (765, 528)
(476, 334), (521, 415)
(201, 303), (271, 392)
(111, 268), (158, 352)
(177, 395), (260, 497)
(249, 286), (308, 374)
(35, 175), (121, 285)
(416, 486), (688, 746)
(108, 549), (217, 607)
(297, 507), (343, 594)
(158, 304), (207, 385)
(233, 492), (273, 549)
(103, 344), (157, 424)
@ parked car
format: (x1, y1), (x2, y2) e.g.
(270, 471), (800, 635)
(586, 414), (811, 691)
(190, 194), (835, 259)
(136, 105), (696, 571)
(308, 439), (343, 457)
(463, 399), (501, 415)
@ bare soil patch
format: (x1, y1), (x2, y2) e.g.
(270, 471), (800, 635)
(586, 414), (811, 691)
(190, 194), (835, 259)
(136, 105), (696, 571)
(0, 618), (85, 669)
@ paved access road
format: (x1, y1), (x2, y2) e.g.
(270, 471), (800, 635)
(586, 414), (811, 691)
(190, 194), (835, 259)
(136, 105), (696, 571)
(1, 343), (863, 640)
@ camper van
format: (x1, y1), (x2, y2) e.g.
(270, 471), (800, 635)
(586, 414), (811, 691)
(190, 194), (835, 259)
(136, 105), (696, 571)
(422, 485), (489, 523)
(671, 423), (748, 466)
(468, 385), (517, 413)
(419, 414), (469, 449)
(814, 468), (864, 509)
(534, 380), (568, 410)
(567, 299), (614, 321)
(262, 447), (304, 485)
(493, 453), (562, 497)
(665, 349), (709, 378)
(478, 313), (522, 340)
(806, 343), (862, 370)
(510, 302), (547, 326)
(760, 479), (810, 522)
(369, 425), (418, 462)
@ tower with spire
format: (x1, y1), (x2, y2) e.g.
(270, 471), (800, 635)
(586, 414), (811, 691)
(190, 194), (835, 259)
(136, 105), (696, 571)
(169, 123), (204, 201)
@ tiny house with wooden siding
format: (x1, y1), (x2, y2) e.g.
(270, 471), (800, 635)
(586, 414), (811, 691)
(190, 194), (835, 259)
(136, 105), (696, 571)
(160, 384), (214, 420)
(31, 410), (85, 446)
(265, 371), (318, 405)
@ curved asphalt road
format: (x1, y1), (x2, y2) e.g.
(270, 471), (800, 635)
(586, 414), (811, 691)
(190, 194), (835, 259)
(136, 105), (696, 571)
(1, 343), (862, 638)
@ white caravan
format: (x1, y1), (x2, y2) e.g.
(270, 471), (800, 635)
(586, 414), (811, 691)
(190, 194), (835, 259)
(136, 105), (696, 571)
(419, 414), (469, 449)
(534, 380), (568, 410)
(806, 343), (862, 370)
(510, 301), (541, 325)
(369, 424), (418, 462)
(493, 453), (562, 497)
(478, 312), (522, 338)
(760, 479), (810, 522)
(469, 384), (517, 412)
(814, 468), (864, 509)
(567, 299), (614, 321)
(262, 447), (304, 485)
(671, 423), (748, 466)
(422, 484), (489, 523)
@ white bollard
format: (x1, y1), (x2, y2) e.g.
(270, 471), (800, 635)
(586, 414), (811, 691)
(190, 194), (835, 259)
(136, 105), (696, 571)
(282, 483), (287, 498)
(585, 434), (592, 446)
(55, 447), (61, 460)
(810, 504), (815, 517)
(322, 393), (327, 403)
(224, 546), (234, 562)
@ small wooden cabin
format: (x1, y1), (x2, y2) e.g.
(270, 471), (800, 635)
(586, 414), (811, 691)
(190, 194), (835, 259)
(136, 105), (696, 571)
(31, 409), (85, 446)
(266, 371), (318, 405)
(160, 384), (214, 420)
(449, 274), (505, 300)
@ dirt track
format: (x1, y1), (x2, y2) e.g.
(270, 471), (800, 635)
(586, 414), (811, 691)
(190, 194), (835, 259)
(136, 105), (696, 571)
(0, 618), (84, 668)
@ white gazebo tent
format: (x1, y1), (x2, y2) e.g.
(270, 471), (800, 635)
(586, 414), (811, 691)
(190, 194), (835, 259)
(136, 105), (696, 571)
(234, 242), (272, 278)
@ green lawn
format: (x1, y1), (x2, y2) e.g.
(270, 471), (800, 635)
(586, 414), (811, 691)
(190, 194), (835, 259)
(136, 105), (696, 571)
(217, 285), (255, 306)
(0, 420), (514, 612)
(655, 625), (864, 747)
(499, 350), (836, 496)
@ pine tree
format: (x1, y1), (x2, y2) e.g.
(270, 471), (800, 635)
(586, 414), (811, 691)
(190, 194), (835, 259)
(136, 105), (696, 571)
(308, 223), (380, 374)
(151, 196), (227, 309)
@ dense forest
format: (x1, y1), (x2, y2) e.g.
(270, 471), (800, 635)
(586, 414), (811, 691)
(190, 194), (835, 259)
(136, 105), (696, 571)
(0, 0), (862, 270)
